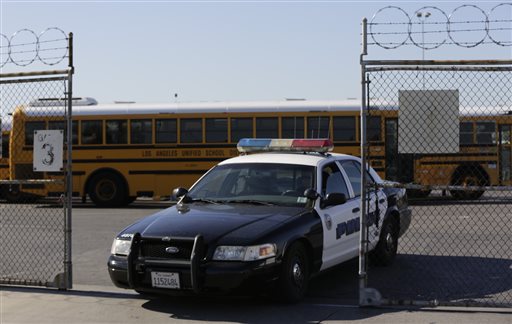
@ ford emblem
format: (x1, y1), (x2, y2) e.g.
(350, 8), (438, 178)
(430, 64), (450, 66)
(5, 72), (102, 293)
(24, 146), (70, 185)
(165, 246), (180, 254)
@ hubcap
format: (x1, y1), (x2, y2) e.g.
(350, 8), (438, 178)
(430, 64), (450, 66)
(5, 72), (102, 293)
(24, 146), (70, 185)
(462, 176), (478, 187)
(385, 232), (395, 251)
(292, 261), (303, 286)
(97, 180), (116, 200)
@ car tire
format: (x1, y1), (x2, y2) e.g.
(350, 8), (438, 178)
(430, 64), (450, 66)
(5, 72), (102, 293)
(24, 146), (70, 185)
(371, 217), (399, 266)
(277, 242), (310, 303)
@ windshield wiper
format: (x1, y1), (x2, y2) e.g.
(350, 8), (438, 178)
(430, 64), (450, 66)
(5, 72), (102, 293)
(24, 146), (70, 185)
(224, 199), (277, 206)
(185, 197), (221, 204)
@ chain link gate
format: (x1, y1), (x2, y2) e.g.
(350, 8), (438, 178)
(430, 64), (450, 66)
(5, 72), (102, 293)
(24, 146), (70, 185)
(0, 29), (74, 289)
(359, 6), (512, 308)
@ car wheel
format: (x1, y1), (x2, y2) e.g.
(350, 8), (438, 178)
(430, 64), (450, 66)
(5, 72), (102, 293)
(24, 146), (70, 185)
(278, 242), (309, 303)
(371, 217), (399, 266)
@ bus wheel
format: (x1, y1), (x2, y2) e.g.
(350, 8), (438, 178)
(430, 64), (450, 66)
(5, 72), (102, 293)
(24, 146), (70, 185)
(5, 185), (23, 203)
(450, 172), (485, 200)
(88, 173), (127, 207)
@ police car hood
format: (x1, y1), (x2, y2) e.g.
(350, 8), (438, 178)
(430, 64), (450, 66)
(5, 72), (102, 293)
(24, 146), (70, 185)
(121, 203), (305, 244)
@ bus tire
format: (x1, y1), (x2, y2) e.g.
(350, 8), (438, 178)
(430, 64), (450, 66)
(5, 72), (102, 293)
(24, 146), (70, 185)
(88, 172), (127, 207)
(450, 167), (486, 200)
(4, 185), (23, 203)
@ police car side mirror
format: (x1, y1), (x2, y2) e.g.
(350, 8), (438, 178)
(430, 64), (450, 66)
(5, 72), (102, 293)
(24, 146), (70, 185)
(172, 187), (188, 201)
(304, 188), (319, 200)
(322, 193), (347, 208)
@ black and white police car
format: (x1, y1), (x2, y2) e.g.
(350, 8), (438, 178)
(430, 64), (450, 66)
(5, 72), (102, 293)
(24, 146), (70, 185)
(108, 139), (412, 302)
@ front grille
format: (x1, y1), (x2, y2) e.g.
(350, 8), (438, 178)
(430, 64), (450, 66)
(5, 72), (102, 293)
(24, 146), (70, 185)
(140, 238), (195, 261)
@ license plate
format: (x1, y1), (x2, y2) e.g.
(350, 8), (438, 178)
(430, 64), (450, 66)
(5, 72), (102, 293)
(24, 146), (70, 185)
(151, 272), (180, 289)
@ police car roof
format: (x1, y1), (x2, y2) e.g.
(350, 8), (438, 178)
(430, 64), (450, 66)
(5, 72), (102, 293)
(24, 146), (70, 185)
(219, 152), (359, 167)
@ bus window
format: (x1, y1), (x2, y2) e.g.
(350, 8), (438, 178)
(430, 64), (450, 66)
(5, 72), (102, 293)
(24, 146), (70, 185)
(231, 118), (253, 143)
(476, 122), (496, 144)
(180, 118), (202, 143)
(156, 119), (177, 143)
(106, 120), (128, 144)
(131, 119), (152, 144)
(256, 117), (278, 138)
(49, 120), (78, 145)
(460, 122), (473, 145)
(206, 118), (228, 143)
(307, 116), (330, 138)
(81, 120), (103, 145)
(367, 116), (381, 141)
(25, 121), (46, 145)
(333, 116), (356, 141)
(500, 125), (511, 145)
(282, 117), (304, 138)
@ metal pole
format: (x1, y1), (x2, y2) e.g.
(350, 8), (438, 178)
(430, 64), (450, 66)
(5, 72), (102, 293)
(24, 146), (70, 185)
(359, 18), (369, 306)
(64, 32), (74, 290)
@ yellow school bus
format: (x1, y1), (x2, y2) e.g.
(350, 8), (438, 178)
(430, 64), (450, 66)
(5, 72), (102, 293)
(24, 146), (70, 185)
(8, 98), (512, 205)
(0, 116), (22, 201)
(1, 128), (10, 199)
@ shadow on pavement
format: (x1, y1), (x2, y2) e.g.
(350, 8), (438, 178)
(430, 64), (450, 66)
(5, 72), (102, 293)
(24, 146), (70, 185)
(368, 254), (512, 307)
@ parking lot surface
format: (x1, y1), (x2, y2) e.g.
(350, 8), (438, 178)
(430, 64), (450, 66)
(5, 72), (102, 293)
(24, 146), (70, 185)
(1, 199), (511, 323)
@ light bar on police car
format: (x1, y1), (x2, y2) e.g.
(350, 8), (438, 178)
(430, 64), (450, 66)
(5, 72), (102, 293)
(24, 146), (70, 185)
(237, 138), (334, 153)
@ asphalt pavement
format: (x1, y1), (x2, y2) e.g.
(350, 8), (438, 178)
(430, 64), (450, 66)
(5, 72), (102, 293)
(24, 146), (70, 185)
(2, 284), (512, 324)
(2, 199), (512, 323)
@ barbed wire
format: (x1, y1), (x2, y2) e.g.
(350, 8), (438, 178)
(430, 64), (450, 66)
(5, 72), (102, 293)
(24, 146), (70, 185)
(369, 3), (512, 50)
(0, 28), (69, 68)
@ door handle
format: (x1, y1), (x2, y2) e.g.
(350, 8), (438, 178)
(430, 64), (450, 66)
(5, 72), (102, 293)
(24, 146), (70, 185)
(352, 207), (360, 213)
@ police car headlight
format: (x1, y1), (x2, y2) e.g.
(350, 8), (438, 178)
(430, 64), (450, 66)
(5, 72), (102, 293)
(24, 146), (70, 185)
(213, 244), (276, 261)
(111, 238), (131, 256)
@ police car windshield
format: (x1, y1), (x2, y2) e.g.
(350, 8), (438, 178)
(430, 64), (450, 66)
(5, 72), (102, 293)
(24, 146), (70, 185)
(187, 163), (315, 207)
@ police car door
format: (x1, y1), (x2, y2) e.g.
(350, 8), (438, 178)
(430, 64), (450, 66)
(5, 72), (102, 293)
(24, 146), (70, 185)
(316, 161), (361, 271)
(340, 160), (388, 249)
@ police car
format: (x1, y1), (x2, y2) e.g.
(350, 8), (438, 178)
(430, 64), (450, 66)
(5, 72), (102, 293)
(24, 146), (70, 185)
(108, 139), (412, 302)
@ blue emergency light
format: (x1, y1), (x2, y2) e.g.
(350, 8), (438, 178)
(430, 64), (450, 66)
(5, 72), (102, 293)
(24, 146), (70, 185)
(237, 138), (333, 153)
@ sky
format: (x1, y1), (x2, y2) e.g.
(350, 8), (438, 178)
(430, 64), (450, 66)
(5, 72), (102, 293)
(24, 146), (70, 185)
(1, 0), (511, 104)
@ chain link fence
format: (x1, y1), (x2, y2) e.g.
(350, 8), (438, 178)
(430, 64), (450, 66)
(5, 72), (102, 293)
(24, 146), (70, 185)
(0, 30), (73, 289)
(360, 64), (512, 307)
(359, 5), (512, 308)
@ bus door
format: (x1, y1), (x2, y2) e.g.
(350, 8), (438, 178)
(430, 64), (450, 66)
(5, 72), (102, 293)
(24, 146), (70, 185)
(499, 125), (511, 185)
(385, 118), (414, 183)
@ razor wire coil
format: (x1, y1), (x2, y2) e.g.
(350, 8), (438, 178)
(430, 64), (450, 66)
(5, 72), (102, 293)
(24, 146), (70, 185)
(369, 3), (512, 49)
(0, 28), (68, 68)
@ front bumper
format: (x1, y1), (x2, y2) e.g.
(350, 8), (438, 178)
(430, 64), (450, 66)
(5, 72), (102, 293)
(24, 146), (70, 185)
(108, 233), (280, 295)
(108, 254), (280, 295)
